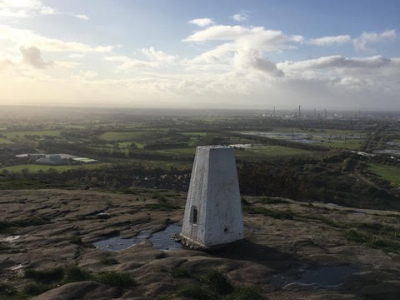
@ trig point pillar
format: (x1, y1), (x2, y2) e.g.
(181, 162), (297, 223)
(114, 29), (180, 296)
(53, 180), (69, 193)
(179, 146), (244, 249)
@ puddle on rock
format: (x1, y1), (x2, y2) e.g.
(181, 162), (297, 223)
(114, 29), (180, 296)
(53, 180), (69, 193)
(351, 212), (365, 216)
(93, 231), (150, 251)
(271, 265), (355, 289)
(93, 224), (182, 251)
(150, 224), (182, 251)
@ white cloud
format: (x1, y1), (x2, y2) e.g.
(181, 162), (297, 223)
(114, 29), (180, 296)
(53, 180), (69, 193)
(354, 29), (397, 51)
(0, 0), (88, 20)
(141, 47), (176, 63)
(188, 18), (214, 27)
(68, 54), (86, 59)
(233, 49), (283, 77)
(232, 11), (249, 22)
(183, 25), (299, 76)
(19, 46), (52, 69)
(309, 35), (352, 46)
(278, 55), (392, 71)
(117, 60), (158, 71)
(73, 14), (89, 21)
(40, 6), (57, 15)
(184, 25), (299, 52)
(105, 56), (158, 72)
(185, 25), (254, 42)
(105, 48), (176, 72)
(0, 25), (113, 53)
(104, 56), (130, 62)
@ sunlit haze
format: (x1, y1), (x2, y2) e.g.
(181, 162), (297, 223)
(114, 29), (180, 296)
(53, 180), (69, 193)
(0, 0), (399, 110)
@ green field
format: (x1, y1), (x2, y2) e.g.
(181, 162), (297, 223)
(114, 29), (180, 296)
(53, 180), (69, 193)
(235, 145), (313, 159)
(368, 163), (400, 187)
(323, 141), (363, 150)
(3, 130), (61, 139)
(127, 159), (191, 170)
(100, 131), (150, 141)
(0, 163), (111, 174)
(0, 137), (13, 144)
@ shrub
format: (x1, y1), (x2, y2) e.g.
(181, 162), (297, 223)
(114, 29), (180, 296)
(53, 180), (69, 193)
(99, 257), (119, 265)
(202, 270), (233, 295)
(24, 267), (64, 284)
(170, 267), (191, 278)
(70, 236), (84, 245)
(0, 283), (17, 296)
(23, 283), (49, 296)
(228, 287), (267, 300)
(245, 207), (294, 220)
(178, 286), (217, 300)
(64, 266), (92, 283)
(95, 271), (134, 288)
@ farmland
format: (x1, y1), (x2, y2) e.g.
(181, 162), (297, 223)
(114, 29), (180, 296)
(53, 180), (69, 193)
(0, 137), (13, 144)
(0, 106), (399, 212)
(0, 163), (111, 174)
(368, 163), (400, 187)
(3, 130), (61, 140)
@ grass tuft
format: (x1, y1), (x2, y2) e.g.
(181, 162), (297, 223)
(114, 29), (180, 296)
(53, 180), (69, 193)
(24, 267), (64, 284)
(245, 206), (294, 220)
(227, 287), (267, 300)
(0, 283), (17, 297)
(64, 266), (92, 283)
(202, 270), (233, 295)
(95, 271), (134, 288)
(178, 286), (217, 300)
(99, 257), (119, 265)
(22, 283), (50, 296)
(169, 267), (191, 278)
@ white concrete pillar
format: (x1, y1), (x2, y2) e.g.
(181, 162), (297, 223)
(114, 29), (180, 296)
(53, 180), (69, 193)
(179, 146), (244, 249)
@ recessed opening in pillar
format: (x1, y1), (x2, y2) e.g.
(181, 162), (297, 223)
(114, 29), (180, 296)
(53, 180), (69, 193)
(190, 206), (198, 224)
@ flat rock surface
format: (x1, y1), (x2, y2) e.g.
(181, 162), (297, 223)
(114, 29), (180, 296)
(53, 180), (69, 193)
(1, 189), (399, 300)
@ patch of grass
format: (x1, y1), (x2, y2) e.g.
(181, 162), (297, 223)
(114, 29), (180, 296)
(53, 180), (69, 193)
(0, 217), (51, 233)
(64, 266), (92, 283)
(0, 221), (11, 233)
(202, 270), (233, 295)
(0, 163), (111, 174)
(259, 197), (287, 205)
(24, 267), (64, 284)
(3, 130), (61, 139)
(245, 206), (294, 220)
(0, 137), (12, 144)
(13, 217), (50, 227)
(343, 229), (370, 243)
(368, 163), (400, 187)
(99, 257), (119, 265)
(145, 198), (180, 211)
(178, 286), (217, 300)
(22, 283), (50, 296)
(355, 223), (398, 238)
(241, 197), (251, 206)
(94, 271), (134, 288)
(227, 287), (267, 300)
(343, 229), (400, 253)
(169, 267), (191, 278)
(0, 243), (10, 251)
(0, 283), (17, 297)
(70, 236), (84, 245)
(300, 215), (339, 228)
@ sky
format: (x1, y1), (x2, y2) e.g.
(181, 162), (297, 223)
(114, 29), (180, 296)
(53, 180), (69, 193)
(0, 0), (399, 110)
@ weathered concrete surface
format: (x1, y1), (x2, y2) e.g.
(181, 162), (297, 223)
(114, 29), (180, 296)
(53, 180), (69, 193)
(0, 189), (399, 300)
(180, 146), (244, 248)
